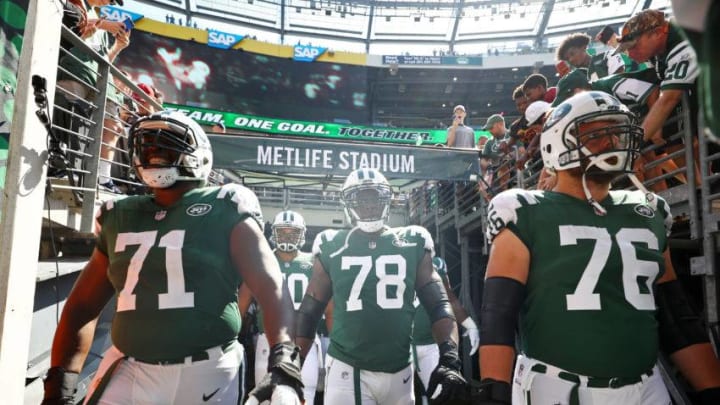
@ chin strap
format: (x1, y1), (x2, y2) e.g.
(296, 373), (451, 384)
(628, 173), (657, 210)
(581, 173), (607, 216)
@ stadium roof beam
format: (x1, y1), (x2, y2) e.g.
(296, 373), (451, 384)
(366, 0), (375, 53)
(534, 0), (555, 49)
(449, 0), (465, 52)
(280, 0), (287, 43)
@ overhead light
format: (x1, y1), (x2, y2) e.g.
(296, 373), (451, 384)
(487, 103), (492, 107)
(442, 103), (446, 108)
(511, 67), (519, 71)
(452, 77), (458, 82)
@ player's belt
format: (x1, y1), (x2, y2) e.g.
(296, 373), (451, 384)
(529, 363), (654, 405)
(130, 340), (236, 365)
(530, 363), (654, 388)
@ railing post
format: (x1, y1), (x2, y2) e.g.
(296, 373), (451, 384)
(79, 63), (111, 233)
(0, 1), (62, 401)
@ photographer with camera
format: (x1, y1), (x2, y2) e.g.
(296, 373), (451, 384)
(446, 105), (476, 149)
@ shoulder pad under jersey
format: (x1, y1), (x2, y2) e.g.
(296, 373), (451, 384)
(217, 184), (264, 227)
(312, 229), (341, 256)
(486, 188), (541, 242)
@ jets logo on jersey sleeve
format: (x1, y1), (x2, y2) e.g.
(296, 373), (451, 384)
(312, 229), (340, 256)
(216, 184), (263, 227)
(395, 225), (434, 252)
(486, 189), (541, 242)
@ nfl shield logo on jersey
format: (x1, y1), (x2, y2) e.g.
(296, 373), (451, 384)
(154, 210), (167, 221)
(634, 204), (655, 218)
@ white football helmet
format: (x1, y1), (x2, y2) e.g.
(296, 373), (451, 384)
(271, 210), (306, 252)
(129, 110), (213, 188)
(541, 91), (642, 175)
(342, 168), (392, 233)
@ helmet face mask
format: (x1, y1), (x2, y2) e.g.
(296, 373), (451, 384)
(129, 111), (213, 188)
(342, 169), (392, 233)
(271, 210), (306, 252)
(541, 91), (642, 178)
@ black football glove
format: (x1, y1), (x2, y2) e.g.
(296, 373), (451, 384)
(426, 341), (468, 405)
(697, 387), (720, 405)
(247, 342), (304, 404)
(470, 378), (512, 405)
(41, 367), (79, 405)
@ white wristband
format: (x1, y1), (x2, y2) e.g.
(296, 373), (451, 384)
(461, 317), (478, 330)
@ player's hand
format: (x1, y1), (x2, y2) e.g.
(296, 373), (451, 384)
(427, 341), (467, 405)
(471, 379), (511, 405)
(461, 318), (480, 355)
(246, 342), (304, 405)
(41, 367), (79, 405)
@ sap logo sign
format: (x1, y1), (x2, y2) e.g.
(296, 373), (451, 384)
(293, 45), (326, 62)
(207, 29), (243, 49)
(99, 6), (142, 23)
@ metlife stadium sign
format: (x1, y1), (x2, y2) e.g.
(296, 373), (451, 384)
(209, 134), (479, 181)
(293, 45), (327, 62)
(165, 103), (455, 145)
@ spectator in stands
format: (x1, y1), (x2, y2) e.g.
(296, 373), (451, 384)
(212, 122), (227, 133)
(480, 114), (510, 196)
(670, 0), (720, 144)
(615, 9), (701, 189)
(132, 83), (163, 117)
(551, 68), (592, 107)
(501, 85), (529, 156)
(556, 33), (625, 82)
(54, 0), (131, 193)
(616, 9), (698, 147)
(523, 101), (555, 190)
(596, 25), (619, 48)
(446, 104), (476, 149)
(522, 73), (556, 104)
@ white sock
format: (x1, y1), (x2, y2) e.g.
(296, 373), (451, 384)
(98, 160), (112, 184)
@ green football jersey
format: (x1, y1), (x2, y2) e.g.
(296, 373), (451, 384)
(314, 225), (434, 372)
(413, 256), (448, 345)
(257, 251), (314, 333)
(654, 23), (699, 91)
(96, 184), (264, 362)
(591, 69), (657, 115)
(486, 189), (672, 377)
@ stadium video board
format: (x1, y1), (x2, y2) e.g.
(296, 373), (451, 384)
(115, 30), (371, 124)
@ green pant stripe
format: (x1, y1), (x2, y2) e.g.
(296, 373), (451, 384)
(354, 366), (362, 405)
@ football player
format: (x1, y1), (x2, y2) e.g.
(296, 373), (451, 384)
(42, 111), (303, 405)
(477, 92), (720, 404)
(413, 256), (479, 404)
(295, 168), (467, 405)
(239, 209), (324, 404)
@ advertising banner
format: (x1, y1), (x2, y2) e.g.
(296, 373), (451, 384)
(293, 44), (327, 62)
(99, 6), (144, 23)
(166, 103), (451, 145)
(209, 134), (479, 181)
(207, 29), (244, 49)
(382, 55), (483, 66)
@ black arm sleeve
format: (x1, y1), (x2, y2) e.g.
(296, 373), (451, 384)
(479, 277), (525, 346)
(295, 294), (327, 339)
(655, 279), (709, 354)
(417, 279), (456, 323)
